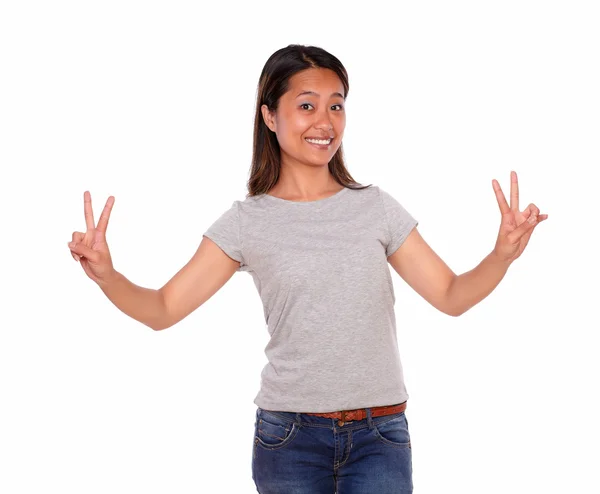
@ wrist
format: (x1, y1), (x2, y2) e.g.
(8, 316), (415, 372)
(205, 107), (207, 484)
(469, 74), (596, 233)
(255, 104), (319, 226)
(489, 249), (513, 268)
(97, 269), (120, 290)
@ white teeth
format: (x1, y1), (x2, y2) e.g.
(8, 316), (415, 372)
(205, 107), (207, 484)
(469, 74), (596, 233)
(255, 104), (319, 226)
(306, 138), (332, 145)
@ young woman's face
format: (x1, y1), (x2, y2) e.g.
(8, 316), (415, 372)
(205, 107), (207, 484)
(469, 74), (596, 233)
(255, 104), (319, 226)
(262, 68), (346, 168)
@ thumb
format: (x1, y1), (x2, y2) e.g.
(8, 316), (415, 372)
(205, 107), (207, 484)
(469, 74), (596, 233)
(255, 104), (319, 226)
(507, 214), (537, 244)
(68, 241), (100, 263)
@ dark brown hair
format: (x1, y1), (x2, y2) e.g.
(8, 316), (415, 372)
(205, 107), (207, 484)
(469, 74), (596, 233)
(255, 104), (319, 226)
(246, 44), (372, 198)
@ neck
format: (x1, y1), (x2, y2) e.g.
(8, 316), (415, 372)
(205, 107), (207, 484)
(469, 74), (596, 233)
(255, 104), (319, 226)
(271, 156), (340, 200)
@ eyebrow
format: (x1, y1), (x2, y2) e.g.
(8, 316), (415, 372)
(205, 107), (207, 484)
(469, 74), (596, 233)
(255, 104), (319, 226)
(296, 90), (345, 99)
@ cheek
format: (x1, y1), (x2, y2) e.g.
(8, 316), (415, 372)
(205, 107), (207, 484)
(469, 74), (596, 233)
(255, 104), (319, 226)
(275, 129), (299, 154)
(277, 116), (308, 145)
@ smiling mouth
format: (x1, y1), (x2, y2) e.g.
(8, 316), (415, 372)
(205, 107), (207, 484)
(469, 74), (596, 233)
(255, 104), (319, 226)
(305, 137), (333, 145)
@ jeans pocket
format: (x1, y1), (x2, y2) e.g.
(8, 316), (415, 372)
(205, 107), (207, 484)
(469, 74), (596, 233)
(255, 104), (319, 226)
(373, 412), (411, 448)
(255, 409), (299, 450)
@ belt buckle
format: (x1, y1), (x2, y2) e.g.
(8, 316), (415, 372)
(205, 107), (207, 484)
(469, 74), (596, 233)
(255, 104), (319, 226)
(339, 410), (353, 426)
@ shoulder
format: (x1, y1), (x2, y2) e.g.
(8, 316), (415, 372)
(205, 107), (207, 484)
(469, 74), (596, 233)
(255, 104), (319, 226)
(235, 193), (269, 213)
(344, 184), (380, 199)
(345, 184), (390, 208)
(373, 185), (413, 210)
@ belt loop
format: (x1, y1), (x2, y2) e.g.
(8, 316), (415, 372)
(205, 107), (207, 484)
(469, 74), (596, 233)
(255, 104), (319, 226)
(366, 407), (373, 429)
(295, 412), (302, 425)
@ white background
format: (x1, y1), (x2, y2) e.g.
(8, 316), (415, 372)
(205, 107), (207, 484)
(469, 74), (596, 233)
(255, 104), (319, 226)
(1, 0), (598, 492)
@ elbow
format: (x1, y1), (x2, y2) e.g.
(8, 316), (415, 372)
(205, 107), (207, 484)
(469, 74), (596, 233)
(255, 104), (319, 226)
(433, 300), (464, 317)
(442, 278), (463, 317)
(446, 305), (470, 317)
(442, 305), (465, 317)
(150, 320), (170, 331)
(151, 322), (172, 331)
(152, 293), (173, 331)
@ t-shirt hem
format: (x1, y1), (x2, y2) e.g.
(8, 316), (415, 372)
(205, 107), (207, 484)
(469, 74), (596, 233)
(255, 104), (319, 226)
(202, 232), (243, 264)
(386, 219), (419, 257)
(253, 393), (409, 413)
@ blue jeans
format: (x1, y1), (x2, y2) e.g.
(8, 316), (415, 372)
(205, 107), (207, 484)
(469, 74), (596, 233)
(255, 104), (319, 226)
(252, 405), (413, 493)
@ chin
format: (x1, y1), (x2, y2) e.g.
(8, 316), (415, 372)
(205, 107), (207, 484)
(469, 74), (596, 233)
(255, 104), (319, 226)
(307, 159), (331, 167)
(309, 152), (337, 166)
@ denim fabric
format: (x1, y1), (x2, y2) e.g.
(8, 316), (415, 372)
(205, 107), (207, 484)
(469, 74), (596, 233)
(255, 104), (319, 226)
(252, 406), (413, 493)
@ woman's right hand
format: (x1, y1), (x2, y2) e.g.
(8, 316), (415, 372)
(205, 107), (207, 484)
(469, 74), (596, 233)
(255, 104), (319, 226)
(68, 191), (117, 285)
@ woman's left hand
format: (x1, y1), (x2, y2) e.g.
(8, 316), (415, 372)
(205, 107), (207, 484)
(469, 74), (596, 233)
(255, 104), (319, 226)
(491, 170), (548, 264)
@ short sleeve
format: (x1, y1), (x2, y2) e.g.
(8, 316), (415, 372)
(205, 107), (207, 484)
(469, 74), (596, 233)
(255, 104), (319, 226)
(378, 186), (419, 257)
(202, 201), (248, 271)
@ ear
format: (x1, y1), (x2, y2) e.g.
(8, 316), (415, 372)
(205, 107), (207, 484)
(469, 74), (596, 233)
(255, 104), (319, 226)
(261, 104), (277, 133)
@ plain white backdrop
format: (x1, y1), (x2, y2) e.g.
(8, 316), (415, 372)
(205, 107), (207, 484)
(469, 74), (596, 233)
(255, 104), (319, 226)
(1, 0), (598, 492)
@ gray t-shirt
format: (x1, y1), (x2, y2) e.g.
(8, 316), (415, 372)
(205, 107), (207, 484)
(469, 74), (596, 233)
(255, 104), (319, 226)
(202, 184), (418, 413)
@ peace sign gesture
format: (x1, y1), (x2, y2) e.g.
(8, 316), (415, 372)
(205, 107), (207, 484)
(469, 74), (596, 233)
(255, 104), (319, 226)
(68, 191), (117, 285)
(492, 171), (548, 264)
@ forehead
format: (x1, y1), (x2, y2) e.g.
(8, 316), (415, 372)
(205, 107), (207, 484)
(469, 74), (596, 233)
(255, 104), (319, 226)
(285, 68), (344, 97)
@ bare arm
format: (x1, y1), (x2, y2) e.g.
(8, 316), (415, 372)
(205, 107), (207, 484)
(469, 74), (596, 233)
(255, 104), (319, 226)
(98, 271), (170, 331)
(387, 227), (458, 316)
(388, 172), (546, 317)
(387, 228), (510, 317)
(442, 252), (510, 316)
(157, 235), (240, 330)
(98, 236), (239, 331)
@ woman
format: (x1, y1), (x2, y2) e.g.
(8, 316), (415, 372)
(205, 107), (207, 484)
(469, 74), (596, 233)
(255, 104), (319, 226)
(67, 44), (547, 493)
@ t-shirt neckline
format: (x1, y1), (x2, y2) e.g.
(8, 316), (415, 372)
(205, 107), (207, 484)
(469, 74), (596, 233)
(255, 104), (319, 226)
(262, 186), (349, 205)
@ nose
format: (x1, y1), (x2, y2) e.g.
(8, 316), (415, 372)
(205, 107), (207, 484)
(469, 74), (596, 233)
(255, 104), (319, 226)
(314, 108), (333, 131)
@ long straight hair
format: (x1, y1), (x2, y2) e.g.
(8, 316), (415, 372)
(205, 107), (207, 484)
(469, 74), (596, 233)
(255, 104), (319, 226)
(246, 44), (372, 197)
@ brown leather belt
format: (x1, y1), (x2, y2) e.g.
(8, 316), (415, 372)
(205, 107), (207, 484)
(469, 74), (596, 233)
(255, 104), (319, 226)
(304, 401), (407, 426)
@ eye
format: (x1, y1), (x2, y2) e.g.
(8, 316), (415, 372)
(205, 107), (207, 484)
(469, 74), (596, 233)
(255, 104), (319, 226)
(300, 103), (314, 110)
(332, 104), (344, 111)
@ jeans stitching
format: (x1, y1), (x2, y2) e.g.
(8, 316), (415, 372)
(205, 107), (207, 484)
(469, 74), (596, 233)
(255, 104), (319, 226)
(255, 423), (299, 450)
(373, 414), (411, 448)
(258, 429), (287, 441)
(338, 430), (353, 468)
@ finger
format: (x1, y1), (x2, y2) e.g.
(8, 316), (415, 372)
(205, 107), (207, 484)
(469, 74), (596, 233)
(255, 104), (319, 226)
(507, 211), (537, 243)
(492, 179), (510, 215)
(510, 170), (519, 212)
(96, 196), (115, 234)
(520, 225), (535, 246)
(84, 191), (95, 231)
(515, 210), (547, 242)
(519, 213), (547, 243)
(68, 241), (100, 263)
(71, 231), (85, 261)
(520, 211), (547, 234)
(521, 203), (538, 221)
